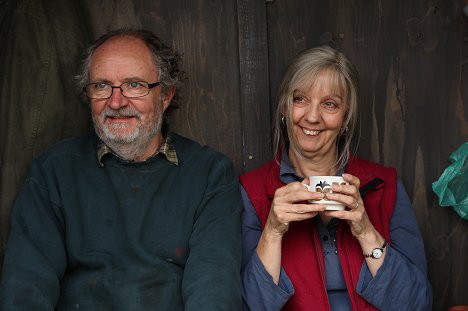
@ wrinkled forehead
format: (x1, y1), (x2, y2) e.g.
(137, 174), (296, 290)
(90, 35), (158, 80)
(93, 35), (151, 60)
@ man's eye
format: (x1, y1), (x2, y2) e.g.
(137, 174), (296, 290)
(95, 83), (109, 89)
(128, 82), (144, 89)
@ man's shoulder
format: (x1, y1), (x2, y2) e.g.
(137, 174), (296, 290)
(170, 132), (231, 162)
(169, 133), (237, 181)
(35, 131), (97, 163)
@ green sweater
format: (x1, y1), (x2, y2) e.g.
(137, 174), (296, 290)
(0, 132), (242, 310)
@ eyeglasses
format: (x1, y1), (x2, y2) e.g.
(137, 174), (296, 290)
(83, 81), (160, 99)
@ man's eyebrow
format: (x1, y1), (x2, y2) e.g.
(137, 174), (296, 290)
(89, 77), (149, 84)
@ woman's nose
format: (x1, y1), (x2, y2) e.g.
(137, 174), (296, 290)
(304, 103), (321, 123)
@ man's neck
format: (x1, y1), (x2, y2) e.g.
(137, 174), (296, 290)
(109, 132), (165, 162)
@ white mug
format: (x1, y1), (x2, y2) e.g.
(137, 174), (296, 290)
(304, 176), (349, 210)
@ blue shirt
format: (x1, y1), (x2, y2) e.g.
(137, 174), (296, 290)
(241, 151), (432, 310)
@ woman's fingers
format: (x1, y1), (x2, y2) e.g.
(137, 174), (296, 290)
(274, 182), (324, 205)
(267, 182), (327, 235)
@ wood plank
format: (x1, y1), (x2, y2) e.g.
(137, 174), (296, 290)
(139, 1), (245, 174)
(0, 0), (466, 308)
(265, 0), (468, 308)
(237, 0), (272, 172)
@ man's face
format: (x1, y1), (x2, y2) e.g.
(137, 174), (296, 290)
(89, 35), (173, 161)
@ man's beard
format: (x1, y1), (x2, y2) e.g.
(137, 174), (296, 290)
(93, 105), (163, 161)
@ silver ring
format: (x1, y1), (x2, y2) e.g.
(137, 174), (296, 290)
(354, 199), (359, 209)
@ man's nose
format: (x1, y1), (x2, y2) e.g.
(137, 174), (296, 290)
(107, 87), (128, 109)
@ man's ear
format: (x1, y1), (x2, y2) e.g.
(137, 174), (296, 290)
(162, 86), (176, 111)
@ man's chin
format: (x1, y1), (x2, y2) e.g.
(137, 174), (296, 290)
(101, 129), (139, 144)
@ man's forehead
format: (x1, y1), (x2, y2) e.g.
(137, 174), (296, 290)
(95, 35), (149, 56)
(90, 36), (158, 78)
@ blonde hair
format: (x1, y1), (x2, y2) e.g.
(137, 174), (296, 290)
(273, 46), (359, 166)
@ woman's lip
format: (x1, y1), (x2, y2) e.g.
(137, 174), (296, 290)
(302, 128), (321, 136)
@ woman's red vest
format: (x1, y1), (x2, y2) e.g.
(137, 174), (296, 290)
(239, 155), (397, 310)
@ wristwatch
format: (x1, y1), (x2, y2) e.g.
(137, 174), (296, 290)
(364, 241), (386, 259)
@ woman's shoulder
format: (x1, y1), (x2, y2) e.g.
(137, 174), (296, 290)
(347, 156), (396, 171)
(346, 156), (397, 185)
(240, 158), (279, 180)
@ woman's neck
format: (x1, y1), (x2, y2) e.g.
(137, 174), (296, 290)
(288, 148), (338, 178)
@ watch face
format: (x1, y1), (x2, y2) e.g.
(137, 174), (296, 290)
(372, 248), (383, 258)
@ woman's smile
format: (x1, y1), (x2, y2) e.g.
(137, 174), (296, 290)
(302, 128), (322, 136)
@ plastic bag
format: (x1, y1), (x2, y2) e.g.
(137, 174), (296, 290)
(432, 142), (468, 220)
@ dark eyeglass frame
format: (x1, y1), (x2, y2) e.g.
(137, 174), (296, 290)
(83, 81), (160, 99)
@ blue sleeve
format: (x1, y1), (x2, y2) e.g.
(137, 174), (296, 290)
(356, 180), (433, 310)
(0, 161), (66, 309)
(240, 186), (294, 311)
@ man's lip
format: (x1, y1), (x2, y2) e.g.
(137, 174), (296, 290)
(106, 116), (135, 122)
(107, 115), (134, 119)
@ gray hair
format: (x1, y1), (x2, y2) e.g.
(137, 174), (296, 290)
(76, 28), (186, 131)
(273, 45), (359, 167)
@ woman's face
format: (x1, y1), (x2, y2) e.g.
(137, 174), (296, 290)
(289, 70), (347, 159)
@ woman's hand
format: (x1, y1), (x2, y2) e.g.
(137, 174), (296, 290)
(264, 180), (326, 237)
(322, 173), (373, 238)
(257, 180), (326, 284)
(324, 173), (386, 276)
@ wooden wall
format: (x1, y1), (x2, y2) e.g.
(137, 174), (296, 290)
(0, 0), (467, 309)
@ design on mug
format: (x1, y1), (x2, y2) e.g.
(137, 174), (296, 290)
(315, 180), (347, 200)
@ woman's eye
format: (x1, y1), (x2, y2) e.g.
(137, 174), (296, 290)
(323, 101), (337, 108)
(293, 96), (305, 103)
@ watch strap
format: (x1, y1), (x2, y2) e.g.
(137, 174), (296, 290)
(363, 241), (387, 258)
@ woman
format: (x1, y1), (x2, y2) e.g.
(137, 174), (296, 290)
(240, 46), (432, 310)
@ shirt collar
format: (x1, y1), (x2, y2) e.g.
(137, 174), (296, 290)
(279, 148), (300, 183)
(96, 133), (179, 167)
(279, 148), (346, 184)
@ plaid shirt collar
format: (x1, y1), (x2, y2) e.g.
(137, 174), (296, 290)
(97, 133), (178, 167)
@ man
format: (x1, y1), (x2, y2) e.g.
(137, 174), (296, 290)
(0, 29), (242, 310)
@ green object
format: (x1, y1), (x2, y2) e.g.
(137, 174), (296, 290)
(432, 142), (468, 220)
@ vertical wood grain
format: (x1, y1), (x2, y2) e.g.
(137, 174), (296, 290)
(237, 0), (272, 171)
(136, 1), (244, 173)
(0, 0), (466, 308)
(265, 0), (468, 309)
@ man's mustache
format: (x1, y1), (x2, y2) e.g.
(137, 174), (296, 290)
(103, 107), (141, 119)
